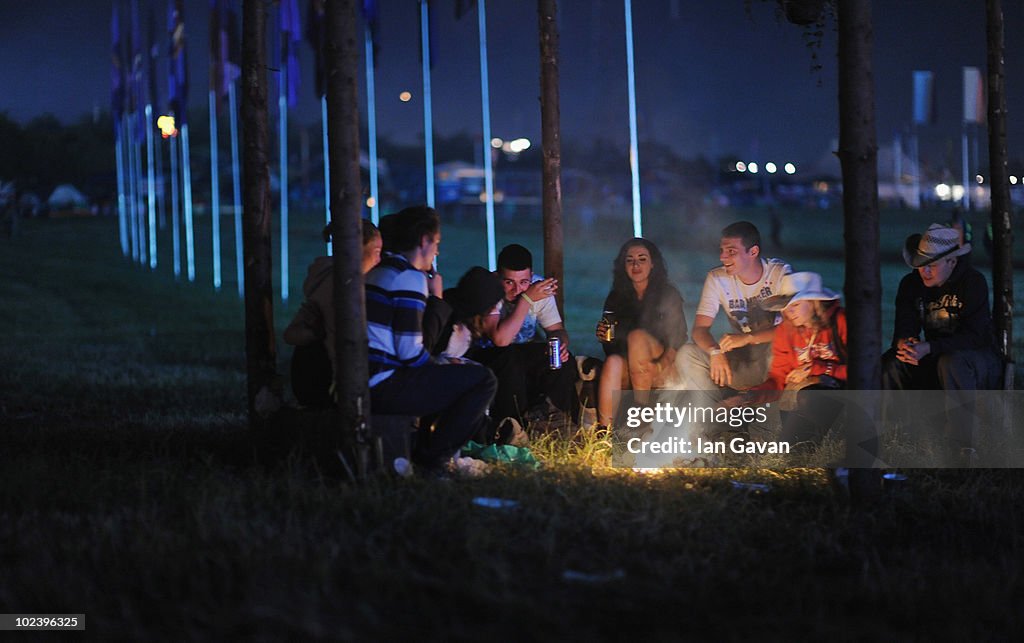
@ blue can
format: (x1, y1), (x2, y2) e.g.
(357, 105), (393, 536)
(548, 336), (562, 370)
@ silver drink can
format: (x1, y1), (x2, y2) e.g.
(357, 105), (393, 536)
(548, 336), (562, 369)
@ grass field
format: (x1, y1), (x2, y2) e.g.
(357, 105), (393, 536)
(1, 212), (1023, 638)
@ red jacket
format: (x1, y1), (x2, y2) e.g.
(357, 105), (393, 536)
(752, 303), (847, 396)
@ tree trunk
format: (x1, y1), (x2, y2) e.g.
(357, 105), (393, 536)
(837, 0), (881, 495)
(241, 0), (280, 425)
(986, 0), (1014, 385)
(326, 0), (371, 478)
(538, 0), (564, 315)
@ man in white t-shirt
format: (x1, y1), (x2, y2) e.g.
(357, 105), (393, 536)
(677, 221), (792, 401)
(467, 244), (579, 432)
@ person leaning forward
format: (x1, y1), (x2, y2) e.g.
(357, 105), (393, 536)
(882, 223), (1001, 458)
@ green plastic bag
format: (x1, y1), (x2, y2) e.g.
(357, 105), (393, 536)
(460, 440), (541, 470)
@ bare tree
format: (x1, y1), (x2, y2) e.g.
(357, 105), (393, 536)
(326, 0), (371, 478)
(986, 0), (1014, 388)
(538, 0), (564, 314)
(241, 0), (280, 425)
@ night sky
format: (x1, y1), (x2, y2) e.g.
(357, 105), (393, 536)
(2, 0), (1024, 172)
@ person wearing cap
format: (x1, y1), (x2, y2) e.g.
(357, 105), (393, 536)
(730, 272), (847, 449)
(432, 266), (504, 360)
(284, 219), (383, 407)
(594, 237), (688, 428)
(467, 243), (579, 428)
(883, 223), (1001, 452)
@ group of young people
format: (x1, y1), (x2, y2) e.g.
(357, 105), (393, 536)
(285, 206), (1003, 473)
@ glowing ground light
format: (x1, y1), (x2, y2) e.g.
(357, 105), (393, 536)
(399, 91), (412, 102)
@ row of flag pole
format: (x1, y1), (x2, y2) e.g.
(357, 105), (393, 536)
(112, 0), (646, 294)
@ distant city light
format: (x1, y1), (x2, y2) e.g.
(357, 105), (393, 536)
(366, 196), (376, 208)
(157, 114), (178, 138)
(765, 162), (777, 174)
(784, 162), (797, 174)
(976, 174), (984, 184)
(935, 184), (951, 199)
(952, 185), (965, 200)
(1011, 176), (1019, 185)
(491, 137), (503, 149)
(399, 91), (412, 102)
(735, 161), (747, 172)
(748, 162), (759, 174)
(507, 138), (531, 153)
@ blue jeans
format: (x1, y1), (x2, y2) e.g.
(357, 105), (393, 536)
(370, 363), (497, 469)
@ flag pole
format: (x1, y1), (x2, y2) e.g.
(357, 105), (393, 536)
(182, 122), (196, 282)
(210, 90), (222, 290)
(364, 23), (379, 224)
(116, 122), (129, 257)
(135, 116), (148, 266)
(961, 123), (970, 210)
(624, 0), (642, 237)
(420, 0), (434, 208)
(146, 103), (158, 268)
(279, 59), (289, 302)
(478, 0), (496, 271)
(170, 131), (181, 279)
(321, 94), (331, 255)
(229, 81), (244, 296)
(127, 113), (139, 262)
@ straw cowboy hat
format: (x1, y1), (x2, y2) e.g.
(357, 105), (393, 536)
(762, 271), (840, 312)
(902, 223), (972, 269)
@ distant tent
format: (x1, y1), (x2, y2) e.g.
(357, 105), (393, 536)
(47, 184), (89, 210)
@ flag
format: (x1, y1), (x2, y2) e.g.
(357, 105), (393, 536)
(148, 3), (160, 110)
(912, 70), (934, 125)
(455, 0), (476, 20)
(111, 4), (126, 132)
(361, 0), (380, 66)
(963, 66), (985, 124)
(210, 0), (241, 111)
(168, 0), (188, 126)
(280, 0), (301, 108)
(305, 0), (326, 97)
(130, 0), (145, 141)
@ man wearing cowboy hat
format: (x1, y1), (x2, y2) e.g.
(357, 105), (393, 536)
(883, 223), (1001, 452)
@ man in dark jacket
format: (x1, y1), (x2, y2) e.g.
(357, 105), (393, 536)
(883, 223), (1001, 458)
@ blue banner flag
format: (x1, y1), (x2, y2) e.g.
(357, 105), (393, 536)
(361, 0), (380, 66)
(305, 0), (326, 97)
(168, 0), (188, 126)
(111, 4), (126, 132)
(912, 70), (934, 126)
(210, 0), (241, 111)
(280, 0), (301, 108)
(147, 4), (160, 110)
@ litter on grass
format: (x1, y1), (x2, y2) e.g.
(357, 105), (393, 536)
(472, 497), (520, 510)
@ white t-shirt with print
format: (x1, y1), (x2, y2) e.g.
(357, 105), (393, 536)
(695, 258), (792, 334)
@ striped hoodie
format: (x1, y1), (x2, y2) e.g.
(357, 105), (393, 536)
(365, 253), (431, 386)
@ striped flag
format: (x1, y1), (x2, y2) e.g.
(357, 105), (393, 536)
(361, 0), (380, 66)
(210, 0), (241, 112)
(305, 0), (326, 97)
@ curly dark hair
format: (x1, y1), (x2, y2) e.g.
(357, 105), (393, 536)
(610, 237), (669, 297)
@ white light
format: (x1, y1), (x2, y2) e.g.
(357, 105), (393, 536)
(784, 163), (796, 174)
(935, 184), (951, 199)
(490, 137), (503, 149)
(509, 137), (531, 153)
(366, 196), (376, 208)
(952, 185), (965, 201)
(765, 162), (777, 174)
(1011, 176), (1018, 185)
(976, 174), (984, 184)
(748, 162), (759, 174)
(735, 161), (747, 172)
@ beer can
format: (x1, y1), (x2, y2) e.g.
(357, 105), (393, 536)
(601, 310), (616, 342)
(548, 336), (562, 369)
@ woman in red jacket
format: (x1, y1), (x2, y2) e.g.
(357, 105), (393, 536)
(744, 272), (847, 450)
